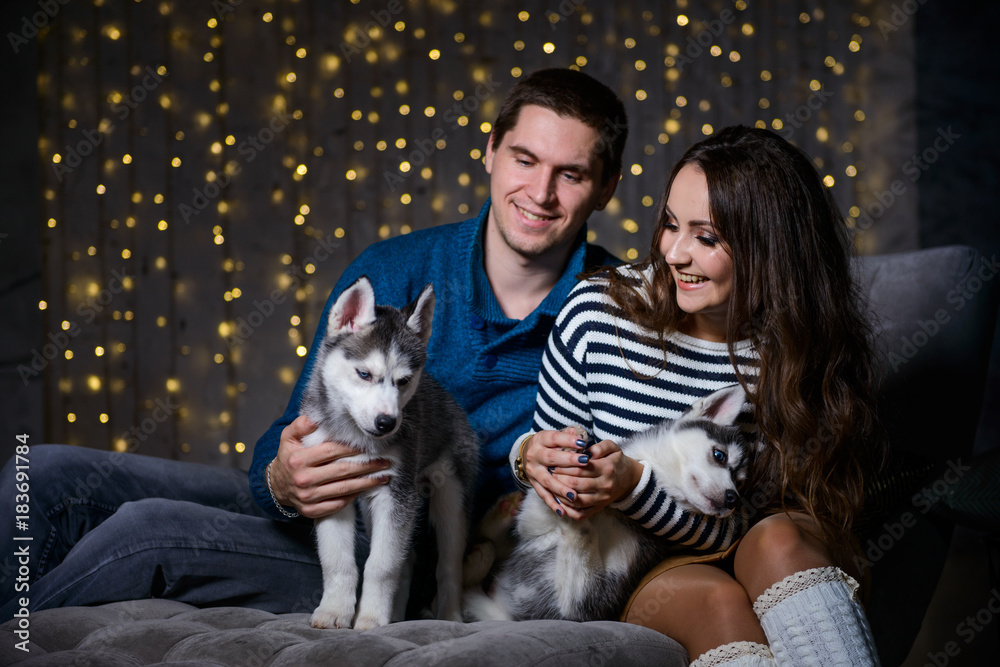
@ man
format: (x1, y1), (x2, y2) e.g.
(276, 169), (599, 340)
(0, 67), (628, 617)
(257, 69), (626, 524)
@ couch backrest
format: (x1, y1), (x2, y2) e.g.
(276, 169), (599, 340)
(853, 245), (999, 490)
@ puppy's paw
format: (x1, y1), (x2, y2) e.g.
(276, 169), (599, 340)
(310, 602), (355, 629)
(462, 588), (512, 622)
(463, 540), (496, 587)
(439, 605), (464, 623)
(563, 424), (589, 440)
(352, 613), (389, 630)
(497, 491), (524, 521)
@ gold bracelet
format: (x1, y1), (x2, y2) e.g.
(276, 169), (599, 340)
(514, 434), (534, 484)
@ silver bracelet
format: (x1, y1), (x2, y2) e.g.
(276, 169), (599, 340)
(266, 459), (299, 518)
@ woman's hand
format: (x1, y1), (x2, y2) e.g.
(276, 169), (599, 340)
(554, 438), (645, 519)
(269, 415), (391, 519)
(522, 428), (644, 521)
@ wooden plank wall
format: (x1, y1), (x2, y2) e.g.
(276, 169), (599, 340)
(32, 0), (915, 466)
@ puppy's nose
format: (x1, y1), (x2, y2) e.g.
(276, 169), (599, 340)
(724, 489), (739, 509)
(374, 414), (396, 434)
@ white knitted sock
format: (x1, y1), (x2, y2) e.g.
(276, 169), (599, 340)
(753, 566), (880, 666)
(689, 641), (775, 667)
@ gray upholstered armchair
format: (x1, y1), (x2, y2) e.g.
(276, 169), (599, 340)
(856, 245), (999, 665)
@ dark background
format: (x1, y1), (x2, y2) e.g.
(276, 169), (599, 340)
(1, 1), (997, 664)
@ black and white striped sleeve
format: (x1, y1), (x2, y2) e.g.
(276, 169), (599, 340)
(611, 467), (748, 551)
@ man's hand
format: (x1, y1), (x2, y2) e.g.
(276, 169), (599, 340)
(268, 415), (391, 519)
(523, 427), (643, 521)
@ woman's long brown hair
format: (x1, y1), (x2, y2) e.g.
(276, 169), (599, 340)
(602, 126), (884, 546)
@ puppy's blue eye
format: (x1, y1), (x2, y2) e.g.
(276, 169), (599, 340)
(356, 369), (371, 381)
(713, 448), (727, 464)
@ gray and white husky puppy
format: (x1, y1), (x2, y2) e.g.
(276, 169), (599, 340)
(300, 276), (479, 630)
(465, 384), (750, 622)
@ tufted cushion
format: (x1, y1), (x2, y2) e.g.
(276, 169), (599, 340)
(0, 599), (688, 666)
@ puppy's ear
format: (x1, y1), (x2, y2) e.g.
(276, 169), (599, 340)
(328, 276), (377, 334)
(685, 384), (746, 425)
(404, 283), (435, 345)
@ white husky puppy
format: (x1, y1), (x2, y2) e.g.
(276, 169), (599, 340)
(300, 276), (479, 630)
(465, 384), (750, 622)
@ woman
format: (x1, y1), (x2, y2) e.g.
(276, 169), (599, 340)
(510, 126), (883, 666)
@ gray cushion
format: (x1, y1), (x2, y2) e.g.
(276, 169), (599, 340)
(0, 599), (687, 666)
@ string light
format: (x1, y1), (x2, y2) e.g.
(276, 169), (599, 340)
(38, 1), (875, 457)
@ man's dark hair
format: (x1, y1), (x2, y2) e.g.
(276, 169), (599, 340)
(491, 68), (628, 185)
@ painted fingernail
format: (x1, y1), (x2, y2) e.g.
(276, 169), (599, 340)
(547, 466), (555, 475)
(578, 455), (590, 464)
(575, 439), (586, 448)
(556, 509), (563, 517)
(567, 492), (576, 501)
(555, 497), (562, 505)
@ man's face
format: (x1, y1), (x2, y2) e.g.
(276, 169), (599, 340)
(484, 105), (617, 259)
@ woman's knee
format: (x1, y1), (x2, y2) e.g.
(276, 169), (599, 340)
(626, 566), (753, 630)
(740, 513), (826, 563)
(734, 513), (834, 598)
(626, 565), (764, 656)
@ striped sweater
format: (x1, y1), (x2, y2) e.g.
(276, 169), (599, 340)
(511, 268), (759, 552)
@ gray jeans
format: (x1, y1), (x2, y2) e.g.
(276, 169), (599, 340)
(0, 445), (366, 619)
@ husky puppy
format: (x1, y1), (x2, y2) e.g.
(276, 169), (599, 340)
(300, 276), (479, 630)
(465, 384), (749, 622)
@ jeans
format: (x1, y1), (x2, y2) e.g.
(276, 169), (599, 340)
(0, 445), (332, 620)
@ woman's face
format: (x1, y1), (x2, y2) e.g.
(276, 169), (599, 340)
(658, 164), (734, 342)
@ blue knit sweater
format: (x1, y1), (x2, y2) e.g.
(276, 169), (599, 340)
(249, 201), (618, 520)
